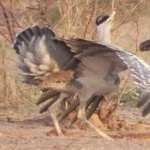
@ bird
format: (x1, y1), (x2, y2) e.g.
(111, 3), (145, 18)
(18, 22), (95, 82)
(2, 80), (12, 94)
(12, 12), (150, 140)
(12, 12), (120, 139)
(13, 26), (119, 139)
(94, 11), (116, 44)
(12, 27), (150, 140)
(36, 11), (116, 124)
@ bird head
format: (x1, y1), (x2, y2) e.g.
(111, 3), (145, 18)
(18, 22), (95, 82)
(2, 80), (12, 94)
(95, 11), (116, 27)
(94, 11), (116, 44)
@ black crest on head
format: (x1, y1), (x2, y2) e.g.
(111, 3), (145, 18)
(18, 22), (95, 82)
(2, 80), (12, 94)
(96, 15), (109, 25)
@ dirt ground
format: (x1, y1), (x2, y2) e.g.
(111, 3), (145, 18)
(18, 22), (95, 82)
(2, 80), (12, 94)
(0, 104), (150, 150)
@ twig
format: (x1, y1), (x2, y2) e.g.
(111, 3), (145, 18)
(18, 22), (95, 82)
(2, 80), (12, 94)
(0, 43), (7, 99)
(0, 1), (14, 42)
(113, 27), (128, 44)
(112, 0), (146, 32)
(0, 31), (11, 43)
(112, 0), (116, 11)
(83, 0), (97, 38)
(54, 0), (82, 29)
(74, 0), (91, 28)
(117, 74), (130, 105)
(135, 8), (140, 54)
(9, 11), (22, 29)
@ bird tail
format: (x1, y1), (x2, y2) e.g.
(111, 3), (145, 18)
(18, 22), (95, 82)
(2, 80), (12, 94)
(13, 26), (76, 84)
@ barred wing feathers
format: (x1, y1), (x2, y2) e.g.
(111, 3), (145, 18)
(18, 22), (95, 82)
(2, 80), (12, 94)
(116, 50), (150, 116)
(65, 38), (150, 116)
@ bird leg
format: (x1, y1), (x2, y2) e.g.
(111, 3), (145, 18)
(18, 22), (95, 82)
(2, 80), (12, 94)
(49, 93), (68, 136)
(59, 95), (103, 127)
(67, 95), (96, 127)
(36, 90), (59, 105)
(78, 98), (112, 140)
(39, 95), (60, 113)
(37, 90), (103, 129)
(51, 112), (64, 136)
(86, 96), (103, 119)
(58, 95), (79, 123)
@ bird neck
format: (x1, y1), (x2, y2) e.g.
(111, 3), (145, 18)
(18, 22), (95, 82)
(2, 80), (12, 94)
(96, 24), (112, 44)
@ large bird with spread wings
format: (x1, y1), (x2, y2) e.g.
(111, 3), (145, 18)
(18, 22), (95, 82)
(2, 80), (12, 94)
(13, 20), (150, 140)
(36, 11), (116, 124)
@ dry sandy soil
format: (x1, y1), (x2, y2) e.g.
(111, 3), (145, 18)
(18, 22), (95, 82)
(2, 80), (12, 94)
(0, 104), (150, 150)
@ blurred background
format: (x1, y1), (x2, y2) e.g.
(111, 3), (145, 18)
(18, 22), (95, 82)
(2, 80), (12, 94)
(0, 0), (150, 110)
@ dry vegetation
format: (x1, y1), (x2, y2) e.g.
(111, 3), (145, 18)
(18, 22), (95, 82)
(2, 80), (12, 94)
(0, 0), (150, 110)
(0, 1), (150, 149)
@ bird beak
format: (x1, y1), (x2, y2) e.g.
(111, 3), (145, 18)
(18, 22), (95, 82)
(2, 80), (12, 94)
(109, 11), (116, 21)
(139, 39), (150, 51)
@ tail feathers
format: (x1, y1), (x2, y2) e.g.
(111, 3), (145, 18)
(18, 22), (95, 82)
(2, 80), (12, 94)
(137, 91), (150, 108)
(13, 26), (55, 54)
(136, 91), (150, 117)
(142, 101), (150, 117)
(13, 26), (77, 84)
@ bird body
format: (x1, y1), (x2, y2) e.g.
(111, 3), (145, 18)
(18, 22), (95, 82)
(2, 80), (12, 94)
(13, 26), (123, 139)
(39, 70), (75, 91)
(14, 26), (121, 98)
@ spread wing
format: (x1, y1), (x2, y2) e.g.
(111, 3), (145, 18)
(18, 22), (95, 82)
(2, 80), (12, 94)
(13, 27), (150, 116)
(65, 38), (127, 74)
(65, 38), (150, 116)
(13, 26), (78, 84)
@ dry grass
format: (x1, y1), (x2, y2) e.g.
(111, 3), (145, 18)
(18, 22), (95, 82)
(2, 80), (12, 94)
(0, 0), (150, 107)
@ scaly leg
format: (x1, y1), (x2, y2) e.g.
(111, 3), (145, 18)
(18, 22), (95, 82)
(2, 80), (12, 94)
(51, 112), (64, 136)
(39, 95), (60, 113)
(36, 90), (59, 105)
(58, 95), (79, 123)
(78, 98), (112, 140)
(49, 93), (68, 136)
(67, 95), (95, 127)
(86, 96), (103, 119)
